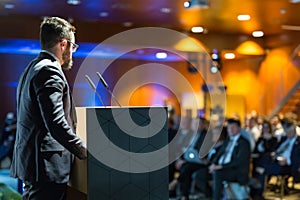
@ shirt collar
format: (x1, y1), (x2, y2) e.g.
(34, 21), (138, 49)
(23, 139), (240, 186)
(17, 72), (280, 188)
(229, 133), (241, 142)
(41, 50), (60, 63)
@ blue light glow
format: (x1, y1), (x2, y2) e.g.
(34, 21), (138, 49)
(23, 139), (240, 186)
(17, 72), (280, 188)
(0, 39), (182, 61)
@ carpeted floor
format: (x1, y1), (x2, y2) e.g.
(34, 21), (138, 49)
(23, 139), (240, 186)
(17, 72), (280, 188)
(1, 169), (300, 200)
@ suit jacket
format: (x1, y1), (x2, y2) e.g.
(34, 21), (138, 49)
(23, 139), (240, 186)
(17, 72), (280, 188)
(212, 134), (251, 185)
(289, 136), (300, 182)
(10, 52), (86, 183)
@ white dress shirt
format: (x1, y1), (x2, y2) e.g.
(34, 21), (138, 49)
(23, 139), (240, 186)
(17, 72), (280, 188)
(277, 136), (297, 165)
(218, 134), (241, 165)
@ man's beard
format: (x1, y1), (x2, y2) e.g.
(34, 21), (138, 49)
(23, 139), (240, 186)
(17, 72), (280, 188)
(61, 50), (73, 70)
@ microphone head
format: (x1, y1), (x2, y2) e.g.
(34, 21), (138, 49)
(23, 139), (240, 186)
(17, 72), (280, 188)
(85, 75), (96, 91)
(96, 72), (109, 88)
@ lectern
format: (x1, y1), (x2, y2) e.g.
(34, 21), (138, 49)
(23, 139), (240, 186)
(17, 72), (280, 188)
(69, 106), (169, 200)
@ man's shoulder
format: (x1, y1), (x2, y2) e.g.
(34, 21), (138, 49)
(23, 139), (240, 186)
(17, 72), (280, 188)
(238, 134), (251, 146)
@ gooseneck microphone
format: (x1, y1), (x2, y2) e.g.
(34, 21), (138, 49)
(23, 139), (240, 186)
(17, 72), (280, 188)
(96, 72), (122, 107)
(85, 75), (105, 107)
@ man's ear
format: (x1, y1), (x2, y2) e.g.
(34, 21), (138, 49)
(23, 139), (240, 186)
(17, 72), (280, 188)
(60, 40), (67, 50)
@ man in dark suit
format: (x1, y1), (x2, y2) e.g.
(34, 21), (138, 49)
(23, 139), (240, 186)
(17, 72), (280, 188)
(10, 17), (87, 200)
(209, 118), (251, 200)
(256, 121), (300, 196)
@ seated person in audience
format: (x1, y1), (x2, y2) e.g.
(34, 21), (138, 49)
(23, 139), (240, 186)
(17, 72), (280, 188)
(169, 117), (208, 200)
(271, 114), (285, 142)
(0, 112), (16, 164)
(168, 116), (194, 197)
(209, 118), (251, 200)
(193, 125), (227, 198)
(256, 121), (300, 196)
(251, 120), (278, 198)
(252, 120), (278, 177)
(248, 117), (261, 142)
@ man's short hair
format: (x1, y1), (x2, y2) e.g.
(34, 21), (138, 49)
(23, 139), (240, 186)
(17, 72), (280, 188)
(282, 119), (295, 130)
(227, 118), (241, 127)
(40, 17), (75, 50)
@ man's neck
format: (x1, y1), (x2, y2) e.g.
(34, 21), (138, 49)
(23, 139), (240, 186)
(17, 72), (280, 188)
(42, 49), (62, 65)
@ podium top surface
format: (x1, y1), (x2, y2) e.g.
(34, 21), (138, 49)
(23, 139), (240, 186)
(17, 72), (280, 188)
(76, 106), (167, 109)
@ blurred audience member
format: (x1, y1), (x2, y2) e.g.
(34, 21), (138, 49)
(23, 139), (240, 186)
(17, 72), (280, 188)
(169, 117), (208, 200)
(0, 112), (16, 167)
(248, 117), (261, 142)
(209, 118), (251, 200)
(271, 114), (285, 142)
(256, 121), (300, 197)
(193, 125), (227, 198)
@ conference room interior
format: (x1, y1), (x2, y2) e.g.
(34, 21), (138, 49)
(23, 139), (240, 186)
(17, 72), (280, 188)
(0, 0), (300, 199)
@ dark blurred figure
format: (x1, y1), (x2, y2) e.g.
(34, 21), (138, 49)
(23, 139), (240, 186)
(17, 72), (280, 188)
(209, 118), (251, 200)
(251, 120), (278, 199)
(169, 117), (208, 200)
(193, 125), (227, 198)
(0, 112), (16, 166)
(256, 121), (300, 198)
(271, 114), (285, 142)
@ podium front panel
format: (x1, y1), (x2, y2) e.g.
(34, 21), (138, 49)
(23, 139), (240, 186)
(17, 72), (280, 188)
(86, 107), (168, 200)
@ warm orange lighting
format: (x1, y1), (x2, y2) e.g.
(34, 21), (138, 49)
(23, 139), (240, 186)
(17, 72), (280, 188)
(224, 53), (235, 59)
(236, 41), (265, 55)
(173, 37), (207, 52)
(237, 14), (251, 21)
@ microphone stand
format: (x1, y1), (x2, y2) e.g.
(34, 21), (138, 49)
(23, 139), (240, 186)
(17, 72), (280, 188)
(96, 72), (121, 107)
(85, 75), (106, 107)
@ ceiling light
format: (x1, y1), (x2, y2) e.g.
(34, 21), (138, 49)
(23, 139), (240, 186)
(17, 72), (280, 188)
(123, 22), (133, 27)
(184, 1), (191, 8)
(191, 26), (204, 33)
(99, 12), (109, 17)
(280, 8), (286, 14)
(210, 49), (221, 73)
(252, 31), (264, 37)
(67, 0), (81, 5)
(281, 25), (300, 31)
(210, 65), (218, 74)
(156, 52), (167, 59)
(161, 8), (171, 13)
(4, 4), (15, 9)
(184, 0), (209, 9)
(224, 53), (235, 59)
(290, 0), (300, 3)
(237, 14), (251, 21)
(236, 41), (265, 55)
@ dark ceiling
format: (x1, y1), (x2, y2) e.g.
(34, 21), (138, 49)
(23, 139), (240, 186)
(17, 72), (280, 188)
(1, 0), (300, 48)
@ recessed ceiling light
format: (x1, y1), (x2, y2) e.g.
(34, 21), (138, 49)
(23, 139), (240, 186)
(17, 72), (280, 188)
(280, 8), (286, 14)
(99, 12), (109, 17)
(160, 8), (171, 13)
(68, 18), (74, 23)
(252, 31), (264, 37)
(191, 26), (204, 33)
(156, 52), (167, 59)
(67, 0), (81, 5)
(237, 14), (251, 21)
(210, 66), (218, 74)
(224, 53), (235, 59)
(4, 4), (15, 9)
(184, 1), (191, 8)
(123, 22), (133, 27)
